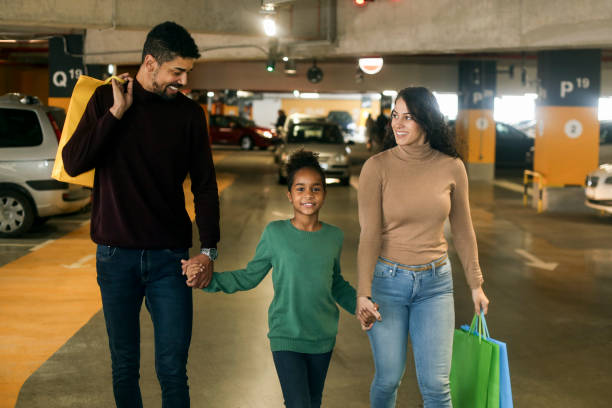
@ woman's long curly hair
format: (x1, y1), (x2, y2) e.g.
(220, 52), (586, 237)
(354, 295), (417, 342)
(383, 87), (459, 158)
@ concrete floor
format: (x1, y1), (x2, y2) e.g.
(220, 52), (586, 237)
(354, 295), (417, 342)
(6, 147), (612, 407)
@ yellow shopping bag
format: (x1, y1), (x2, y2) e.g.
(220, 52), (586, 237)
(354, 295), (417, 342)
(52, 75), (124, 187)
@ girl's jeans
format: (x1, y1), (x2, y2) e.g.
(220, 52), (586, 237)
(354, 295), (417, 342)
(367, 255), (454, 408)
(272, 350), (333, 408)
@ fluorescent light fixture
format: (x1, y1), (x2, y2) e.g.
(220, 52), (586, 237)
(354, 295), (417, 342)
(237, 90), (253, 98)
(263, 16), (277, 36)
(293, 90), (300, 97)
(207, 91), (214, 97)
(358, 57), (384, 75)
(284, 59), (297, 75)
(300, 93), (320, 99)
(382, 90), (397, 97)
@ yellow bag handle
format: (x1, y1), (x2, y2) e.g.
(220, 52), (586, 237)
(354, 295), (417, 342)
(104, 75), (126, 84)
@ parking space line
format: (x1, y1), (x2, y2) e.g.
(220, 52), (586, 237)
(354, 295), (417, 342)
(0, 172), (236, 408)
(29, 239), (55, 252)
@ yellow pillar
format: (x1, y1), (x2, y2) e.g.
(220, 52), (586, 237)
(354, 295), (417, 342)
(535, 50), (601, 212)
(456, 61), (497, 180)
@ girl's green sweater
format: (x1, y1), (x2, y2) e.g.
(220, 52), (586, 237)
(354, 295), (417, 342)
(203, 220), (356, 353)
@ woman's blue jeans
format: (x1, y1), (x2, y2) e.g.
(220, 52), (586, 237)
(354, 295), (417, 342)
(367, 256), (455, 408)
(96, 245), (193, 408)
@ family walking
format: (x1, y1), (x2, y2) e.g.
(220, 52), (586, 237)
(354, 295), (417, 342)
(63, 20), (489, 408)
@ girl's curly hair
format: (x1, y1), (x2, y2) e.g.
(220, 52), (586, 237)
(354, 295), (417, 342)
(286, 149), (326, 191)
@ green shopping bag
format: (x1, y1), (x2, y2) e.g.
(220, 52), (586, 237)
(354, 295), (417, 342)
(450, 313), (500, 408)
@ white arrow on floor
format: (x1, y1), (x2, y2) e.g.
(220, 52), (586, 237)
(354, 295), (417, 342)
(515, 249), (558, 271)
(62, 254), (95, 269)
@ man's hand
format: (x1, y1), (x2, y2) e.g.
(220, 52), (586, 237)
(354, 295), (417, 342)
(109, 73), (133, 120)
(181, 253), (213, 289)
(356, 296), (382, 331)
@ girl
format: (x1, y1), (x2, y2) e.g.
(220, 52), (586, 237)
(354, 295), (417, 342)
(356, 87), (490, 407)
(186, 149), (358, 408)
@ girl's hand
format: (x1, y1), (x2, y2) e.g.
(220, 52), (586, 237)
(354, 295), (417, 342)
(471, 286), (490, 315)
(356, 296), (381, 331)
(184, 262), (204, 279)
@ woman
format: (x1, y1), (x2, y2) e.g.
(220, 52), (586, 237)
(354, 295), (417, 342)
(356, 87), (489, 408)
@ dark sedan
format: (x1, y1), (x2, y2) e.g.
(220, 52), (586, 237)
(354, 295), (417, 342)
(448, 120), (533, 168)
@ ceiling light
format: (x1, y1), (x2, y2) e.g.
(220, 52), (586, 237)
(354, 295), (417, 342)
(263, 16), (277, 36)
(284, 59), (297, 75)
(359, 57), (384, 75)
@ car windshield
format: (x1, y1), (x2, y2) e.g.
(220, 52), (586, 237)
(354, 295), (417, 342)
(237, 117), (255, 128)
(288, 123), (344, 144)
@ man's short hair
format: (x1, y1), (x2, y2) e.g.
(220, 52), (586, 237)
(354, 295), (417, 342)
(142, 21), (201, 64)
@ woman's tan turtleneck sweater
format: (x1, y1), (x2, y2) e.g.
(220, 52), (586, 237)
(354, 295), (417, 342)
(357, 143), (484, 297)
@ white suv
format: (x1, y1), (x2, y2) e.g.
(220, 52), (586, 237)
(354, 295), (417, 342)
(0, 93), (91, 236)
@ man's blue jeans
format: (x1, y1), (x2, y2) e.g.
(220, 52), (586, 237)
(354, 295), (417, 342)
(96, 245), (192, 408)
(367, 256), (455, 408)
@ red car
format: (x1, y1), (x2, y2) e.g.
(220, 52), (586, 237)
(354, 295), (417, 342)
(209, 115), (278, 150)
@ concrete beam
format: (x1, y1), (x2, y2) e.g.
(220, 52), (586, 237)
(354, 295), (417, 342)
(187, 60), (459, 93)
(2, 0), (612, 64)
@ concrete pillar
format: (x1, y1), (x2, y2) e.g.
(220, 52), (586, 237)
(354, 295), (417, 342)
(456, 60), (497, 180)
(222, 90), (239, 116)
(535, 49), (601, 212)
(48, 35), (106, 110)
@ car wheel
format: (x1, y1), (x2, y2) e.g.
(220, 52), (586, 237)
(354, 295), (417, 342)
(240, 136), (254, 150)
(0, 190), (35, 237)
(33, 216), (50, 226)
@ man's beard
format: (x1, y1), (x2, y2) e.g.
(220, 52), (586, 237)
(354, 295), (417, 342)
(152, 80), (182, 100)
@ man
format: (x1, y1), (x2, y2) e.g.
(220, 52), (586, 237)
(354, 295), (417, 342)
(63, 21), (218, 407)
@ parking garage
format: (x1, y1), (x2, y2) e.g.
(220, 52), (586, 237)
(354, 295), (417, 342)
(1, 1), (612, 407)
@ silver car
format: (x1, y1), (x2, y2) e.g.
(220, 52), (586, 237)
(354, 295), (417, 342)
(585, 164), (612, 214)
(0, 93), (91, 236)
(276, 119), (351, 186)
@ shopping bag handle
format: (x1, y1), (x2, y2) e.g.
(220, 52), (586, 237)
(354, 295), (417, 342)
(467, 311), (491, 343)
(103, 75), (126, 85)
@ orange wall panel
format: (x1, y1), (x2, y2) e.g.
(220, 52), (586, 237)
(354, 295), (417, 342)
(534, 106), (599, 186)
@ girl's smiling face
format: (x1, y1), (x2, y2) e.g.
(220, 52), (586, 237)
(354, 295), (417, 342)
(287, 167), (326, 217)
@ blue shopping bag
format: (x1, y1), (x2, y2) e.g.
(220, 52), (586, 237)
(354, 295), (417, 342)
(462, 312), (513, 408)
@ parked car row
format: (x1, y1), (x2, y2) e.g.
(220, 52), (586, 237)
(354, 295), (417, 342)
(0, 93), (91, 236)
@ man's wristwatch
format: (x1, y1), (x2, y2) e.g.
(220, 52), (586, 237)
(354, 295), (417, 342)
(200, 248), (218, 261)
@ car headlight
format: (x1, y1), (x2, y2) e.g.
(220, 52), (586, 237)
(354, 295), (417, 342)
(334, 154), (348, 164)
(256, 129), (273, 138)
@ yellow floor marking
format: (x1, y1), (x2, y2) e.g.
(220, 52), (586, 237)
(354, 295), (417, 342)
(0, 165), (235, 408)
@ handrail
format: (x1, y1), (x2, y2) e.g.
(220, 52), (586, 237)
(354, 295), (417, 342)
(523, 170), (546, 213)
